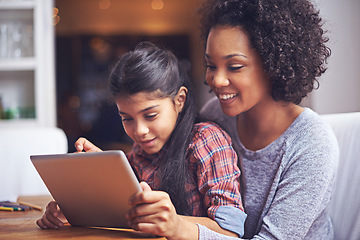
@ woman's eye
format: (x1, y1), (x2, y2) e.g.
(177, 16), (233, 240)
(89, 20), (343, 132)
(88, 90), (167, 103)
(229, 65), (244, 71)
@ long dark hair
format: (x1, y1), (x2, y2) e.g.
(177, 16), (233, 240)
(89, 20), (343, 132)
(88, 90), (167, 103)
(109, 41), (196, 215)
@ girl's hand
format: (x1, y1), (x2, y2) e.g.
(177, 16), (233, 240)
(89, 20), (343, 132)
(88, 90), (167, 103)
(74, 137), (102, 152)
(36, 201), (67, 229)
(127, 182), (188, 239)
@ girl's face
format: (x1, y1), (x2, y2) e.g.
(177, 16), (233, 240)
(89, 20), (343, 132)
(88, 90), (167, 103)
(116, 89), (186, 155)
(205, 25), (272, 117)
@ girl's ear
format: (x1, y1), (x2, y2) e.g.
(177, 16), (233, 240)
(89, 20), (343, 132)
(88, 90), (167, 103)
(174, 86), (188, 113)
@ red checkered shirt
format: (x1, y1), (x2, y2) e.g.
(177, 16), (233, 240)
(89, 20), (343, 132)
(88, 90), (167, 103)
(126, 122), (244, 219)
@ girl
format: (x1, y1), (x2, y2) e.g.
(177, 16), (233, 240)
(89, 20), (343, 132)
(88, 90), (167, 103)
(36, 41), (246, 238)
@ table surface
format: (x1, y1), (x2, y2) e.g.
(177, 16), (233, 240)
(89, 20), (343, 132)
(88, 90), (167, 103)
(0, 195), (165, 240)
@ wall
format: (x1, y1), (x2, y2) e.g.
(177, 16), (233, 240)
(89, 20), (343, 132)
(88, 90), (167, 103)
(310, 0), (360, 114)
(54, 0), (360, 114)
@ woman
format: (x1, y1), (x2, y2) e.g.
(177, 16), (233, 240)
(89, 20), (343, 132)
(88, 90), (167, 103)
(197, 0), (339, 239)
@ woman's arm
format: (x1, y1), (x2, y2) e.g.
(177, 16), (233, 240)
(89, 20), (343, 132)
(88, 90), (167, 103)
(181, 215), (238, 237)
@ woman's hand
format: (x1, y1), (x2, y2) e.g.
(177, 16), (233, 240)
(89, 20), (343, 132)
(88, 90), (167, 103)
(36, 201), (67, 229)
(74, 137), (102, 152)
(126, 182), (198, 240)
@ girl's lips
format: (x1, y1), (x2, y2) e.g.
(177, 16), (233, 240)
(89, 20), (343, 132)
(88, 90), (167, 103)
(139, 138), (156, 148)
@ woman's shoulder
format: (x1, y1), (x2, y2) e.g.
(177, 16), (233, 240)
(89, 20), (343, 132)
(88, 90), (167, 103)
(199, 97), (224, 121)
(199, 97), (237, 135)
(289, 108), (337, 144)
(284, 108), (339, 166)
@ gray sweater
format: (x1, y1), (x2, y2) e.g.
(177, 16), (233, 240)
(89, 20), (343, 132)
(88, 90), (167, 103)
(198, 97), (339, 240)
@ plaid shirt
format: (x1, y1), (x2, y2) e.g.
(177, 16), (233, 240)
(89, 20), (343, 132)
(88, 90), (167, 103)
(127, 122), (244, 219)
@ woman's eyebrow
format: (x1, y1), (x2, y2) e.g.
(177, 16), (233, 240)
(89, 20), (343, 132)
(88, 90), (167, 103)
(205, 53), (247, 60)
(225, 53), (247, 59)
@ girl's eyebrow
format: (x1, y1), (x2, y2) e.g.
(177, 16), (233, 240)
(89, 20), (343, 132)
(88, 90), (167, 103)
(118, 105), (159, 115)
(205, 53), (247, 60)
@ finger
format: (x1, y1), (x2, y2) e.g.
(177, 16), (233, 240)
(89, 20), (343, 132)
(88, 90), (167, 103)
(131, 222), (161, 235)
(36, 218), (48, 229)
(127, 195), (173, 221)
(140, 181), (152, 191)
(47, 201), (59, 217)
(37, 212), (61, 229)
(43, 201), (65, 228)
(129, 189), (169, 207)
(74, 137), (86, 152)
(130, 215), (173, 237)
(74, 137), (102, 152)
(45, 208), (64, 228)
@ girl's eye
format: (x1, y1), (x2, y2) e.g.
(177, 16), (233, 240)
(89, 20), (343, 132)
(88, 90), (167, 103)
(121, 116), (133, 122)
(205, 64), (216, 71)
(145, 114), (157, 120)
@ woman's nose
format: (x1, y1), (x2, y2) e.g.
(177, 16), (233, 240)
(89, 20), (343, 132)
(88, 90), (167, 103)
(211, 70), (230, 88)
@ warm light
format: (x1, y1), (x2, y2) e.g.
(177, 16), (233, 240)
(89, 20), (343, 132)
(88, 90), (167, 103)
(53, 7), (59, 17)
(151, 0), (164, 10)
(53, 15), (60, 26)
(99, 0), (111, 10)
(53, 7), (60, 25)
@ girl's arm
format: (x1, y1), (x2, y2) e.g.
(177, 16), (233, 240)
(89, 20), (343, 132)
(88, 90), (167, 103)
(127, 182), (238, 239)
(127, 182), (199, 240)
(191, 123), (246, 237)
(37, 137), (102, 229)
(36, 201), (67, 229)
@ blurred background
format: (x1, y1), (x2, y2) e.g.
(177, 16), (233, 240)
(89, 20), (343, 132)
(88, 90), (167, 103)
(54, 0), (208, 152)
(1, 0), (360, 153)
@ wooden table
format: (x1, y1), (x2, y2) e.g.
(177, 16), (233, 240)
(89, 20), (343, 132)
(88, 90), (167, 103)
(0, 195), (165, 240)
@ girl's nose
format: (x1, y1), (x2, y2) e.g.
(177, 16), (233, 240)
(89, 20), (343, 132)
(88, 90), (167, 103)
(134, 121), (149, 137)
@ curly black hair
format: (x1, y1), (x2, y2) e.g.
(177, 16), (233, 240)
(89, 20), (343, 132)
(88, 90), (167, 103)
(198, 0), (331, 104)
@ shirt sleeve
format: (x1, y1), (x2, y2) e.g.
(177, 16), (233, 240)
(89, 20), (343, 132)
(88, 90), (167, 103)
(191, 122), (246, 237)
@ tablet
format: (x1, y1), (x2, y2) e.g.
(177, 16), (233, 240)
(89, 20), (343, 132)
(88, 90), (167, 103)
(30, 150), (142, 228)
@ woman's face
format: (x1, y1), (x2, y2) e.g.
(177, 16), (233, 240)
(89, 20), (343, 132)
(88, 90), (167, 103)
(116, 91), (183, 155)
(205, 25), (272, 117)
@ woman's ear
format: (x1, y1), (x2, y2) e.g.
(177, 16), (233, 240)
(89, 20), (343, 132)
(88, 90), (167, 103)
(174, 86), (188, 113)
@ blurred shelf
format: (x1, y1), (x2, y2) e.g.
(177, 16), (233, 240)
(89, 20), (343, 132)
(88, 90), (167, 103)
(0, 118), (37, 127)
(0, 0), (35, 9)
(0, 58), (36, 71)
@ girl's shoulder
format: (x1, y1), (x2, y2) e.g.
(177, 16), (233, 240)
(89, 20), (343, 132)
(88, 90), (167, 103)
(188, 122), (236, 165)
(193, 121), (230, 137)
(191, 121), (232, 147)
